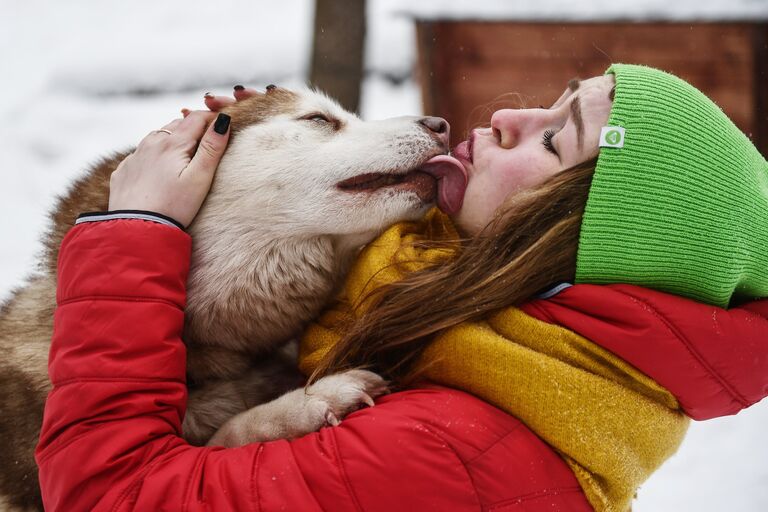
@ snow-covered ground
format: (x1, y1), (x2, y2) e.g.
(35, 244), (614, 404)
(0, 1), (765, 510)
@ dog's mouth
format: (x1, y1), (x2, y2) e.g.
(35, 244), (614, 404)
(336, 155), (467, 214)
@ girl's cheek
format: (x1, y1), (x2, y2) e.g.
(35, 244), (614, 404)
(493, 170), (522, 200)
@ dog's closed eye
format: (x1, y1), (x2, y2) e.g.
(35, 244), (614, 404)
(301, 113), (341, 131)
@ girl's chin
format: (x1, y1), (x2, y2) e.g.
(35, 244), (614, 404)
(448, 209), (481, 238)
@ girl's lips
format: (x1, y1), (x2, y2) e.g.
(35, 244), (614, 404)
(452, 139), (473, 164)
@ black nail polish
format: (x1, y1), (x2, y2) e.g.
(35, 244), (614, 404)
(233, 84), (245, 91)
(214, 113), (231, 135)
(266, 84), (277, 92)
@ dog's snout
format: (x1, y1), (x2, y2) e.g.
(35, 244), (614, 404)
(418, 116), (450, 146)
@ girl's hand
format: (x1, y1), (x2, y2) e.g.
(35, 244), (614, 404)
(180, 86), (261, 117)
(108, 111), (231, 228)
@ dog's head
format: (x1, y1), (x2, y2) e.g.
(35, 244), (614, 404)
(196, 86), (466, 243)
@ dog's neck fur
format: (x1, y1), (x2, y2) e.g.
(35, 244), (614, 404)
(183, 206), (367, 376)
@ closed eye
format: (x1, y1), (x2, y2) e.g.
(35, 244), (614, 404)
(300, 113), (341, 131)
(303, 113), (331, 123)
(542, 129), (559, 156)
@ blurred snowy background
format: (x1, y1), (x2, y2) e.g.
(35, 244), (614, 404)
(0, 1), (766, 510)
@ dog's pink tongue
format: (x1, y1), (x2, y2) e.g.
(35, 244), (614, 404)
(419, 155), (468, 215)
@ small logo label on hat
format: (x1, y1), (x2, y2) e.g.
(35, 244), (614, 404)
(600, 126), (625, 148)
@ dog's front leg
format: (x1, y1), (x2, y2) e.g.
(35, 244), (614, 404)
(207, 369), (389, 447)
(183, 355), (304, 446)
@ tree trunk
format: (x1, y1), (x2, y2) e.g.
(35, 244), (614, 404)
(310, 0), (366, 114)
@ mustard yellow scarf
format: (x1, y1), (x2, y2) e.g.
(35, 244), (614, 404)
(300, 210), (689, 512)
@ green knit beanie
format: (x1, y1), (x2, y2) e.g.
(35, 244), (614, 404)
(575, 63), (768, 307)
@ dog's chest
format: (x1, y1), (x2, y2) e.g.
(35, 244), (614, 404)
(182, 234), (346, 361)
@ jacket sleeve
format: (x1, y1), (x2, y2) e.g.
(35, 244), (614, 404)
(35, 220), (495, 512)
(523, 284), (768, 421)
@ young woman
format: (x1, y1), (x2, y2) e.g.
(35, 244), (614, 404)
(36, 64), (768, 512)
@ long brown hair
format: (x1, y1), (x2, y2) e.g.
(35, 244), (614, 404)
(311, 158), (597, 387)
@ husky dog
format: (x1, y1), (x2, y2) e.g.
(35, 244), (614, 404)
(0, 86), (467, 511)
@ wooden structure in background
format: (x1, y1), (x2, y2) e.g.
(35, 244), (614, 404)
(311, 0), (366, 114)
(416, 21), (768, 157)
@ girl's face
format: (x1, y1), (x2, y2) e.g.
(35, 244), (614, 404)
(451, 75), (615, 235)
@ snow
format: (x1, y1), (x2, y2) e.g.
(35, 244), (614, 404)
(637, 405), (768, 511)
(396, 0), (768, 21)
(0, 1), (765, 511)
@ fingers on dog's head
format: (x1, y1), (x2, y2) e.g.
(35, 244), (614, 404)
(222, 88), (300, 133)
(177, 111), (217, 140)
(233, 87), (261, 102)
(204, 95), (236, 112)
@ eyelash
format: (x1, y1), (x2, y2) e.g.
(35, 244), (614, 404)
(542, 129), (558, 156)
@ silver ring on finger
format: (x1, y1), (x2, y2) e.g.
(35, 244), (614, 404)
(154, 129), (173, 135)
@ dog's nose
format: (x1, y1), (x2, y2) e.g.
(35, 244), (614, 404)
(418, 116), (450, 146)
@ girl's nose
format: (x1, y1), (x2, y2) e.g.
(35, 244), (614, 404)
(490, 108), (546, 149)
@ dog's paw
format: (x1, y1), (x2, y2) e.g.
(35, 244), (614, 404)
(304, 369), (390, 427)
(207, 369), (390, 446)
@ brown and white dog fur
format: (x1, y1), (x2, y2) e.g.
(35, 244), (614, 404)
(0, 86), (451, 511)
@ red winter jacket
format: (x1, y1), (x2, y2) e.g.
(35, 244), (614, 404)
(37, 218), (768, 512)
